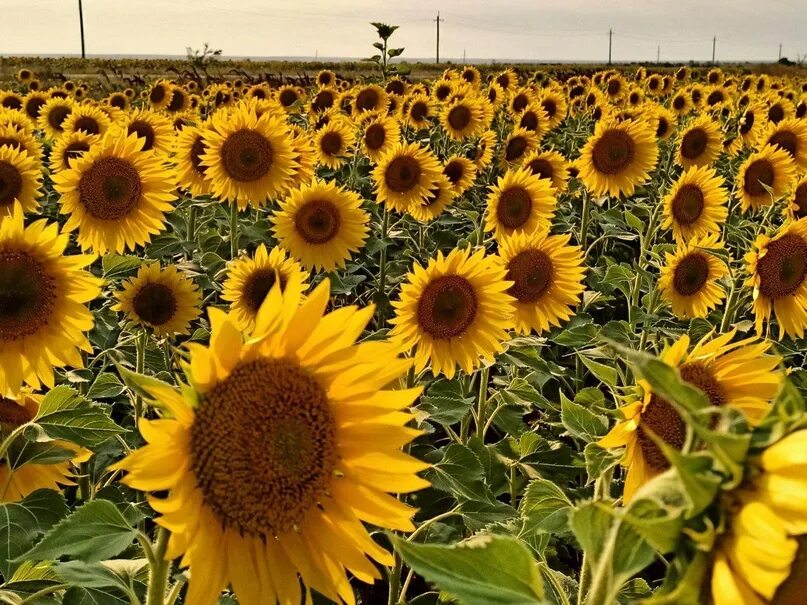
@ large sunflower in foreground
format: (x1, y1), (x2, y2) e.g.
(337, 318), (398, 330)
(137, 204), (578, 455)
(577, 118), (659, 197)
(273, 179), (369, 272)
(497, 231), (586, 334)
(662, 165), (728, 244)
(746, 218), (807, 339)
(113, 263), (202, 337)
(389, 247), (514, 379)
(114, 279), (428, 605)
(785, 175), (807, 221)
(201, 105), (297, 209)
(0, 144), (42, 214)
(485, 167), (557, 241)
(735, 144), (796, 213)
(372, 142), (442, 213)
(710, 429), (807, 605)
(221, 244), (310, 332)
(658, 234), (729, 319)
(52, 130), (176, 254)
(0, 205), (101, 395)
(598, 330), (783, 503)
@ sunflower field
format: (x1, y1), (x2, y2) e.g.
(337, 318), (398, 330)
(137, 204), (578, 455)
(0, 50), (807, 605)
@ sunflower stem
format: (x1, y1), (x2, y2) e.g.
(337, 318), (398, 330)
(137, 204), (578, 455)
(145, 527), (171, 605)
(377, 206), (391, 325)
(387, 553), (402, 605)
(229, 201), (240, 259)
(134, 330), (148, 422)
(579, 191), (592, 252)
(475, 366), (490, 438)
(186, 203), (197, 243)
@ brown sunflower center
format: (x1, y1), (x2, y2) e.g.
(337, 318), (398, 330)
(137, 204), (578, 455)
(78, 157), (143, 220)
(0, 251), (55, 342)
(385, 156), (421, 193)
(506, 249), (553, 302)
(743, 159), (775, 197)
(740, 111), (755, 135)
(311, 90), (335, 112)
(607, 79), (621, 95)
(319, 131), (343, 156)
(364, 124), (386, 150)
(757, 234), (807, 299)
(444, 161), (464, 185)
(243, 268), (286, 312)
(591, 129), (636, 175)
(448, 105), (472, 131)
(2, 97), (21, 110)
(62, 141), (90, 168)
(190, 358), (337, 537)
(0, 397), (34, 428)
(73, 116), (100, 135)
(679, 362), (727, 407)
(656, 117), (670, 138)
(637, 394), (686, 471)
(768, 104), (785, 124)
(542, 99), (557, 118)
(673, 96), (686, 110)
(132, 282), (177, 327)
(505, 136), (529, 162)
(149, 85), (166, 104)
(410, 101), (428, 122)
(190, 137), (207, 175)
(417, 275), (478, 340)
(355, 88), (380, 112)
(772, 535), (807, 605)
(706, 90), (724, 106)
(47, 105), (71, 131)
(128, 120), (156, 151)
(519, 110), (539, 131)
(680, 128), (708, 160)
(526, 158), (554, 181)
(672, 252), (710, 296)
(294, 199), (340, 244)
(110, 94), (127, 109)
(387, 80), (405, 95)
(221, 129), (273, 182)
(794, 183), (807, 219)
(512, 93), (529, 112)
(0, 161), (23, 208)
(435, 85), (451, 102)
(167, 90), (186, 112)
(497, 186), (533, 229)
(278, 88), (298, 107)
(769, 131), (798, 158)
(671, 184), (705, 226)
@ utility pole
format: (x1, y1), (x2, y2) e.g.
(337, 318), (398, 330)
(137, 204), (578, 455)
(712, 36), (716, 64)
(608, 28), (613, 66)
(463, 49), (466, 63)
(778, 43), (782, 60)
(657, 44), (660, 63)
(78, 0), (86, 59)
(434, 12), (444, 64)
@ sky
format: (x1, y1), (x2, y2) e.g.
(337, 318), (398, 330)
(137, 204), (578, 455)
(2, 0), (806, 63)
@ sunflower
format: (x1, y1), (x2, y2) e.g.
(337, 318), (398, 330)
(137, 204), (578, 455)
(738, 102), (766, 145)
(662, 165), (728, 244)
(62, 104), (112, 137)
(403, 93), (434, 129)
(48, 130), (99, 174)
(577, 118), (659, 197)
(522, 149), (570, 194)
(766, 96), (795, 125)
(494, 68), (517, 93)
(599, 330), (783, 502)
(309, 87), (338, 115)
(496, 230), (585, 334)
(173, 125), (212, 198)
(735, 144), (796, 213)
(165, 86), (190, 113)
(113, 263), (201, 337)
(485, 167), (557, 241)
(442, 155), (477, 197)
(273, 179), (369, 272)
(538, 89), (568, 130)
(746, 218), (807, 339)
(516, 103), (550, 139)
(52, 130), (176, 254)
(670, 90), (693, 116)
(276, 85), (303, 110)
(710, 428), (807, 605)
(316, 69), (336, 88)
(22, 92), (48, 122)
(499, 128), (539, 168)
(107, 91), (129, 111)
(314, 117), (356, 170)
(148, 80), (173, 111)
(201, 105), (297, 209)
(36, 97), (75, 140)
(390, 247), (514, 379)
(372, 142), (442, 213)
(113, 278), (428, 605)
(440, 97), (484, 140)
(658, 234), (729, 319)
(786, 175), (807, 221)
(0, 144), (42, 215)
(461, 65), (481, 87)
(759, 118), (807, 171)
(0, 205), (101, 395)
(221, 244), (310, 333)
(352, 84), (387, 116)
(604, 74), (628, 102)
(360, 115), (400, 164)
(485, 82), (506, 108)
(0, 93), (23, 111)
(675, 115), (722, 168)
(652, 105), (678, 140)
(470, 129), (496, 170)
(121, 108), (174, 156)
(0, 122), (43, 163)
(407, 173), (456, 223)
(508, 86), (535, 115)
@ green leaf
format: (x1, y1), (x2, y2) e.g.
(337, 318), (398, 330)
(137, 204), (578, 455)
(418, 379), (474, 425)
(6, 438), (75, 469)
(0, 490), (68, 578)
(424, 444), (496, 504)
(34, 386), (123, 448)
(18, 500), (137, 564)
(101, 255), (141, 278)
(518, 479), (573, 537)
(54, 561), (131, 590)
(584, 443), (620, 485)
(86, 373), (126, 400)
(624, 210), (644, 232)
(578, 355), (618, 388)
(560, 394), (608, 442)
(387, 47), (405, 58)
(391, 534), (545, 605)
(62, 585), (129, 605)
(632, 358), (709, 414)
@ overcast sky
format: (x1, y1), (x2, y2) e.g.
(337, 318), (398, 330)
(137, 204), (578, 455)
(2, 0), (806, 63)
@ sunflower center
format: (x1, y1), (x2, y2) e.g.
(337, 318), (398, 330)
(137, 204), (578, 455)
(221, 129), (273, 182)
(312, 90), (335, 112)
(294, 199), (341, 244)
(73, 116), (100, 135)
(497, 186), (533, 229)
(278, 89), (298, 107)
(110, 95), (127, 109)
(190, 137), (207, 175)
(680, 128), (708, 160)
(671, 184), (705, 225)
(740, 111), (755, 135)
(48, 106), (71, 131)
(62, 141), (90, 168)
(319, 131), (343, 156)
(519, 111), (539, 131)
(78, 157), (143, 220)
(448, 105), (472, 131)
(673, 96), (685, 110)
(607, 79), (621, 95)
(355, 88), (379, 112)
(364, 124), (386, 150)
(672, 252), (710, 296)
(190, 357), (337, 537)
(637, 394), (686, 471)
(387, 80), (405, 95)
(416, 275), (478, 340)
(0, 161), (23, 208)
(512, 94), (529, 112)
(506, 249), (553, 303)
(757, 234), (807, 299)
(0, 138), (22, 152)
(385, 156), (421, 193)
(444, 161), (464, 185)
(149, 86), (166, 104)
(772, 535), (807, 605)
(527, 158), (554, 181)
(167, 90), (185, 112)
(243, 268), (285, 312)
(0, 397), (34, 429)
(0, 251), (55, 342)
(542, 99), (557, 118)
(2, 97), (21, 110)
(505, 136), (528, 162)
(706, 91), (723, 106)
(410, 101), (427, 122)
(794, 183), (807, 219)
(132, 282), (177, 327)
(128, 120), (156, 151)
(591, 129), (636, 175)
(769, 131), (798, 158)
(679, 362), (726, 407)
(435, 85), (451, 102)
(743, 159), (775, 197)
(769, 104), (785, 124)
(656, 117), (670, 138)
